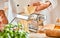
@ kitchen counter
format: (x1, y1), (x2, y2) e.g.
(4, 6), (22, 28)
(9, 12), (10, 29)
(29, 24), (60, 38)
(29, 33), (46, 38)
(29, 33), (58, 38)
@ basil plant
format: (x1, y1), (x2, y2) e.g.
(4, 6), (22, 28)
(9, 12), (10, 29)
(0, 23), (28, 38)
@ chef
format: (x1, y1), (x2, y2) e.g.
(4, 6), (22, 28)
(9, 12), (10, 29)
(9, 0), (52, 32)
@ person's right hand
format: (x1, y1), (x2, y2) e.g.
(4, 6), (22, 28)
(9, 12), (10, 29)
(32, 1), (51, 12)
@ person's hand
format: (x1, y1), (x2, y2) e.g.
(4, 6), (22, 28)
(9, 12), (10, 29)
(32, 1), (51, 12)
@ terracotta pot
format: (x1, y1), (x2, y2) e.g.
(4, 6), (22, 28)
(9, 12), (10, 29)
(0, 10), (8, 25)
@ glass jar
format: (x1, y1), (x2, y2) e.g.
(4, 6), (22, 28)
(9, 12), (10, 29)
(55, 18), (60, 29)
(28, 13), (45, 32)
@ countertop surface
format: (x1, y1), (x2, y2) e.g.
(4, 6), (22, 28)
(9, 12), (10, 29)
(29, 33), (58, 38)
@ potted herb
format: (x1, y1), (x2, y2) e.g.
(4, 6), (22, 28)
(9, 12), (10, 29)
(0, 23), (28, 38)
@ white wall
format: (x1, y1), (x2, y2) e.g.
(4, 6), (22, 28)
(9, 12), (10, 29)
(50, 0), (60, 24)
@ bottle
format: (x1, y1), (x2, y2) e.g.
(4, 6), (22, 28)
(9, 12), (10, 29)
(55, 18), (60, 29)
